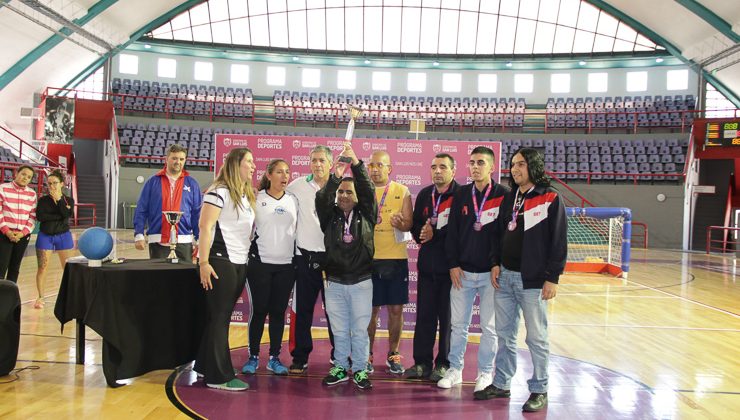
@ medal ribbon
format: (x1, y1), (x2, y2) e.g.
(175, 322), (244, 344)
(471, 182), (492, 227)
(344, 210), (354, 237)
(377, 183), (391, 220)
(431, 188), (445, 219)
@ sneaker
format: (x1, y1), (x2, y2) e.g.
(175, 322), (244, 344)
(353, 370), (373, 390)
(404, 364), (431, 379)
(322, 365), (349, 386)
(241, 355), (259, 374)
(473, 384), (511, 400)
(522, 392), (548, 412)
(206, 378), (249, 391)
(474, 372), (493, 392)
(267, 356), (288, 375)
(386, 352), (405, 374)
(429, 365), (448, 382)
(289, 361), (308, 374)
(366, 353), (374, 374)
(436, 368), (463, 389)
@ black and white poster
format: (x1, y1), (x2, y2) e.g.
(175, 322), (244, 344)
(44, 97), (75, 143)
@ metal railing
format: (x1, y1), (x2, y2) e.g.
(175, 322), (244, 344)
(706, 226), (740, 254)
(72, 203), (97, 228)
(632, 222), (648, 248)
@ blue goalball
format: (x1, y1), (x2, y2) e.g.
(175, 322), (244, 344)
(77, 227), (114, 261)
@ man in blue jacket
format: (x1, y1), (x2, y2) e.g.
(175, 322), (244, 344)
(134, 144), (203, 260)
(474, 147), (567, 413)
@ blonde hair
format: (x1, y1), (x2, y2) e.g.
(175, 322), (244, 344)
(209, 148), (256, 211)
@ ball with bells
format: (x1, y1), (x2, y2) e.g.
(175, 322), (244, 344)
(77, 227), (114, 267)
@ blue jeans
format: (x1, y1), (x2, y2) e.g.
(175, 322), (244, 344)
(324, 279), (373, 372)
(493, 267), (550, 393)
(448, 270), (496, 374)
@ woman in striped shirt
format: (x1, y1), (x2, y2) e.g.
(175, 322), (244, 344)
(0, 165), (37, 283)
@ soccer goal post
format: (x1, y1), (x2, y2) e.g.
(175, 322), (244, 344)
(566, 207), (632, 278)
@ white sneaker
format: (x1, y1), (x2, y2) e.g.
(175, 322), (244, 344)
(437, 368), (463, 389)
(474, 372), (493, 392)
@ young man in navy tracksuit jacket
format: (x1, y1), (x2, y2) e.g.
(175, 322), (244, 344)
(438, 146), (509, 394)
(475, 147), (567, 413)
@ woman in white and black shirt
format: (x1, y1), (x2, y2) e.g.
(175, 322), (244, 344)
(241, 159), (298, 376)
(195, 148), (256, 392)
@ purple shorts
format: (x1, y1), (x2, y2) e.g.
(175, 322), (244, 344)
(35, 231), (74, 251)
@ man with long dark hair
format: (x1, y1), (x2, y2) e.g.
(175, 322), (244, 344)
(475, 147), (567, 413)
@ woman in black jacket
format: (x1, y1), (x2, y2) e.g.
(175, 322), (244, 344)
(33, 169), (74, 309)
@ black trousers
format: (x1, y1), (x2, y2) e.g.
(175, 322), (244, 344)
(194, 258), (246, 384)
(148, 242), (193, 261)
(0, 234), (31, 283)
(412, 271), (452, 369)
(290, 253), (334, 364)
(247, 259), (295, 357)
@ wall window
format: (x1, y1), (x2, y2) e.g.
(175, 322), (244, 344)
(478, 74), (497, 93)
(230, 64), (250, 84)
(442, 73), (462, 93)
(266, 66), (286, 86)
(667, 69), (689, 90)
(157, 58), (177, 78)
(407, 72), (427, 92)
(372, 71), (391, 91)
(337, 70), (356, 90)
(588, 72), (608, 92)
(550, 73), (570, 93)
(194, 61), (213, 81)
(302, 68), (321, 88)
(514, 74), (534, 93)
(626, 71), (647, 92)
(118, 54), (138, 75)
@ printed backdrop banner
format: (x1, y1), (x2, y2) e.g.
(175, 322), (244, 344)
(216, 134), (502, 334)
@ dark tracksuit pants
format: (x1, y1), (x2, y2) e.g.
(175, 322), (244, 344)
(290, 253), (334, 364)
(0, 234), (31, 283)
(247, 260), (296, 357)
(412, 271), (452, 369)
(195, 258), (246, 384)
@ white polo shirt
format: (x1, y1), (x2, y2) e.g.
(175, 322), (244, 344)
(286, 175), (326, 253)
(203, 186), (254, 265)
(251, 190), (299, 264)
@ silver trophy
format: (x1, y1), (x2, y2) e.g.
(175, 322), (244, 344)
(344, 104), (365, 143)
(162, 211), (184, 263)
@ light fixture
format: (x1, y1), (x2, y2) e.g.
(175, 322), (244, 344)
(505, 62), (512, 67)
(656, 193), (666, 202)
(579, 60), (586, 66)
(433, 61), (439, 66)
(144, 44), (151, 49)
(136, 175), (145, 184)
(655, 57), (664, 63)
(292, 56), (299, 61)
(364, 59), (371, 64)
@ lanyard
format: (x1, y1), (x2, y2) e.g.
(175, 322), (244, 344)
(471, 182), (492, 225)
(431, 187), (446, 218)
(511, 186), (534, 222)
(377, 183), (391, 214)
(344, 210), (354, 235)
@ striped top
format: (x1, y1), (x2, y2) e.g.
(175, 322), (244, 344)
(0, 181), (37, 236)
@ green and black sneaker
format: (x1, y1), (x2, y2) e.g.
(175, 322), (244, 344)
(322, 365), (349, 386)
(353, 369), (373, 390)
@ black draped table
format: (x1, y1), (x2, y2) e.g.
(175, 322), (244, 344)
(54, 259), (206, 387)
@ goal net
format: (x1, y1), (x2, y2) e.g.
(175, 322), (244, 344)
(566, 207), (632, 278)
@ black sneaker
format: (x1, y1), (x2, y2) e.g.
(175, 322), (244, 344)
(322, 366), (349, 386)
(522, 392), (548, 412)
(386, 351), (405, 374)
(353, 370), (372, 390)
(404, 364), (431, 379)
(429, 365), (448, 382)
(474, 384), (512, 400)
(289, 361), (308, 374)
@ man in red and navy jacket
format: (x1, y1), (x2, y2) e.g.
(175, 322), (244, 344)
(134, 144), (203, 261)
(475, 147), (567, 413)
(439, 146), (509, 394)
(406, 153), (460, 382)
(0, 165), (37, 282)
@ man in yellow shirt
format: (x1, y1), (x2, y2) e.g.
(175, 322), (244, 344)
(366, 151), (413, 374)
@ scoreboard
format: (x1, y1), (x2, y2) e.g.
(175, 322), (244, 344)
(706, 121), (740, 146)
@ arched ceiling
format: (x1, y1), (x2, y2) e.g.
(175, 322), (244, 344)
(0, 0), (737, 135)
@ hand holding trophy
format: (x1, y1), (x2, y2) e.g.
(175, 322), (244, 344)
(344, 104), (365, 146)
(162, 211), (184, 263)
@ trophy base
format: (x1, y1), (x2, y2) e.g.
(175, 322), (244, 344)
(168, 258), (179, 264)
(88, 259), (102, 267)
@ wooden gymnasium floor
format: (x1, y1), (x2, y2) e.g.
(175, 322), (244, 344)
(0, 229), (738, 419)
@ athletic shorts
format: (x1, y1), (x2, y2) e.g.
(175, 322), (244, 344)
(35, 231), (74, 251)
(371, 259), (409, 306)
